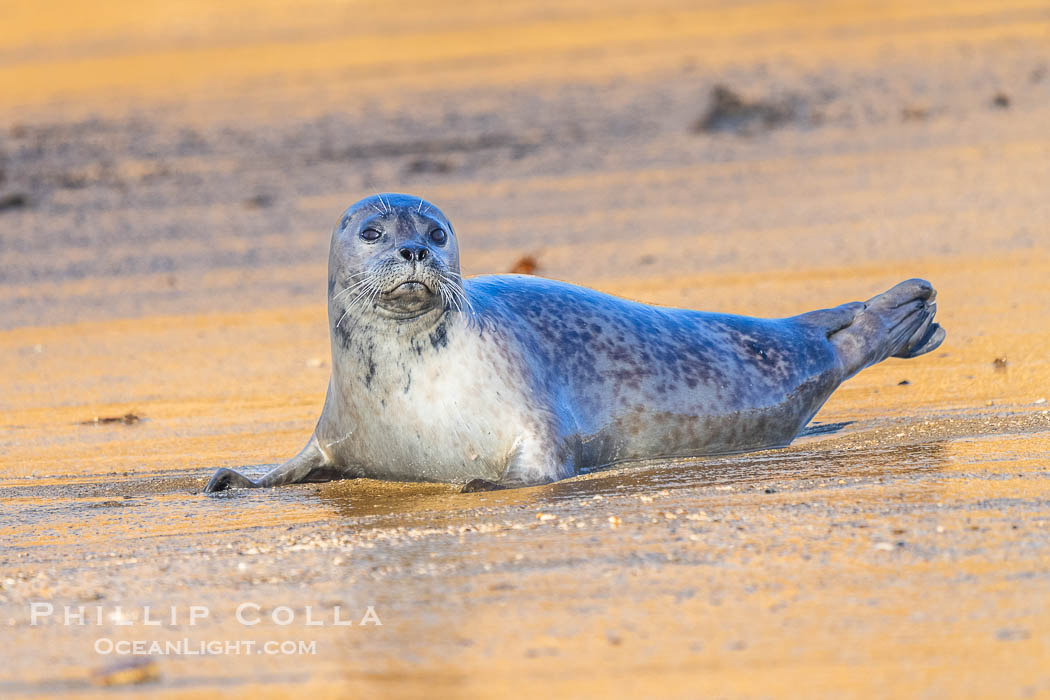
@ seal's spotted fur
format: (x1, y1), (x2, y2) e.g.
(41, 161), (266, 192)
(205, 194), (944, 492)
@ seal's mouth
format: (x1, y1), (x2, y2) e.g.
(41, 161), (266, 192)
(375, 277), (440, 317)
(388, 280), (432, 295)
(381, 279), (438, 306)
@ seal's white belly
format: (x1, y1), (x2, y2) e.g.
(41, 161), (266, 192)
(325, 330), (534, 483)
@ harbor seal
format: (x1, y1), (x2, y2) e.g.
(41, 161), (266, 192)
(204, 193), (944, 493)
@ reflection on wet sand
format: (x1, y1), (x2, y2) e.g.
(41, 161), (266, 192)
(5, 411), (1041, 542)
(540, 441), (948, 503)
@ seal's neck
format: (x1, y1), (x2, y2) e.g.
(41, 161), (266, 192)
(380, 305), (453, 343)
(331, 304), (462, 358)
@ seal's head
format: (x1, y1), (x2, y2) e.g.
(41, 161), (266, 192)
(328, 194), (465, 330)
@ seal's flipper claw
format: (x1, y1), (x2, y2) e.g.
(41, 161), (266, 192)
(461, 478), (506, 493)
(204, 439), (334, 497)
(204, 468), (258, 493)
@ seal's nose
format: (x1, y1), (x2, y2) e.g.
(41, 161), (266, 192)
(398, 244), (429, 262)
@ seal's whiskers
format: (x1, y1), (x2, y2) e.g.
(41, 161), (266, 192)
(335, 277), (381, 330)
(441, 271), (478, 328)
(332, 273), (376, 302)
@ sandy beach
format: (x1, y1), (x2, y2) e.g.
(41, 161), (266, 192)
(2, 1), (1050, 697)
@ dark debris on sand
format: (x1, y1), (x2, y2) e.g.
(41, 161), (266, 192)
(243, 193), (274, 209)
(80, 412), (142, 425)
(509, 255), (539, 275)
(92, 658), (160, 686)
(0, 191), (28, 211)
(404, 157), (454, 175)
(901, 105), (930, 122)
(693, 84), (798, 135)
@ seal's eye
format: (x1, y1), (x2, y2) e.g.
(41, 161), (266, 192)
(360, 228), (382, 242)
(429, 228), (447, 245)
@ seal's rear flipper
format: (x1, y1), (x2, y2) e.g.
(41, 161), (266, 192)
(891, 315), (946, 359)
(825, 278), (945, 378)
(794, 301), (866, 336)
(203, 437), (332, 493)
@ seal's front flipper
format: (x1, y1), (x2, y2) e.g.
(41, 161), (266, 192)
(203, 437), (334, 493)
(204, 467), (260, 492)
(461, 478), (506, 493)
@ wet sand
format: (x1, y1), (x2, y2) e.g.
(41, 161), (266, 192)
(2, 0), (1050, 697)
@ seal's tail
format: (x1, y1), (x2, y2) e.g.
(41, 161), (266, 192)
(821, 279), (945, 378)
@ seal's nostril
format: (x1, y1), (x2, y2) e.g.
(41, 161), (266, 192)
(417, 248), (428, 261)
(399, 247), (413, 261)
